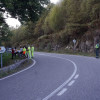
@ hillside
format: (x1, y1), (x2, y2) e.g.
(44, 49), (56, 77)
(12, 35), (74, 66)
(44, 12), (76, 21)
(10, 0), (100, 53)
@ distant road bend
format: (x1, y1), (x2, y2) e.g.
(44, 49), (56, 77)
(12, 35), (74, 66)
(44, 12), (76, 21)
(0, 52), (100, 100)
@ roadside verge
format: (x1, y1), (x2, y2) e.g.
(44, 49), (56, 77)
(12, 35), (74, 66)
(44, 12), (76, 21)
(0, 59), (36, 80)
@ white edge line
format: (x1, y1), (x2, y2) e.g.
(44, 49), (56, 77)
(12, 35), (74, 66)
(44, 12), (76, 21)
(68, 80), (75, 86)
(0, 59), (36, 81)
(57, 88), (67, 96)
(36, 53), (78, 100)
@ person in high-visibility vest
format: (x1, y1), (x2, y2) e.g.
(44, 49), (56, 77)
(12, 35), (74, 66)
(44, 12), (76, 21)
(23, 47), (26, 57)
(95, 42), (99, 58)
(28, 46), (31, 59)
(31, 46), (34, 58)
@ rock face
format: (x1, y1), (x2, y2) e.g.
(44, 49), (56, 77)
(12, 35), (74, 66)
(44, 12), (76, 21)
(66, 29), (100, 53)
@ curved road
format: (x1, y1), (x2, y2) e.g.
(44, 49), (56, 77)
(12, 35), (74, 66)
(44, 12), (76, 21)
(0, 52), (100, 100)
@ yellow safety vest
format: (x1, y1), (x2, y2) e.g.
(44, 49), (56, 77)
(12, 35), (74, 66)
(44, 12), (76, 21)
(31, 47), (34, 51)
(23, 48), (26, 52)
(95, 44), (99, 49)
(28, 47), (31, 52)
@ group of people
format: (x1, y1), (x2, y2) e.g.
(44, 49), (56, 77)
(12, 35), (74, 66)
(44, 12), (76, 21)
(11, 45), (34, 59)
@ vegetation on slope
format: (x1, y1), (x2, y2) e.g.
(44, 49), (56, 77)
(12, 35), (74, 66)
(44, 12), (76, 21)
(1, 0), (100, 53)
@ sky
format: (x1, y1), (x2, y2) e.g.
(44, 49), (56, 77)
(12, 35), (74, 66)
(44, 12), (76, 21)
(6, 18), (21, 28)
(5, 0), (60, 28)
(50, 0), (59, 4)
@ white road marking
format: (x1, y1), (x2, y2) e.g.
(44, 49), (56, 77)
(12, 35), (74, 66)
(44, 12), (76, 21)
(68, 80), (75, 86)
(57, 88), (67, 96)
(74, 74), (79, 79)
(36, 53), (78, 100)
(0, 59), (36, 81)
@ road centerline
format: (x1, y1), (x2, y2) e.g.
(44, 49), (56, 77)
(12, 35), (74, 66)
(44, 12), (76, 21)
(68, 80), (75, 86)
(57, 88), (67, 96)
(74, 74), (79, 79)
(36, 53), (78, 100)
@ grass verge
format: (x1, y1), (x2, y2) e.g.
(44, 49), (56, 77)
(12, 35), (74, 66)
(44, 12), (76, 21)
(0, 52), (25, 67)
(0, 59), (33, 78)
(36, 49), (95, 57)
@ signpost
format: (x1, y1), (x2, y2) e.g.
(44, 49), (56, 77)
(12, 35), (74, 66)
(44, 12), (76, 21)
(73, 39), (76, 52)
(0, 46), (6, 68)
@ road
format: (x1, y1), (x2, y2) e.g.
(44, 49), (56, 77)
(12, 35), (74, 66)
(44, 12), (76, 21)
(0, 52), (100, 100)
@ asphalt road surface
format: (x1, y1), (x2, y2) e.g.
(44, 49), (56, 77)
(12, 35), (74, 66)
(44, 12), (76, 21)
(0, 52), (100, 100)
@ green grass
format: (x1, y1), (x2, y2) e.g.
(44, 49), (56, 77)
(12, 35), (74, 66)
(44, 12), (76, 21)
(0, 59), (33, 78)
(0, 52), (24, 67)
(0, 52), (33, 78)
(0, 52), (12, 67)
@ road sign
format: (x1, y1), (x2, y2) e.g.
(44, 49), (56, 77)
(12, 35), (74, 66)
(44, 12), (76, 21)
(0, 46), (5, 68)
(73, 39), (76, 52)
(73, 39), (76, 44)
(0, 46), (6, 53)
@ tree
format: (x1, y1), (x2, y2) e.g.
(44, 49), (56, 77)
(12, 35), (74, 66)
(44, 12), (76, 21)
(48, 4), (66, 31)
(0, 0), (50, 23)
(0, 23), (12, 46)
(0, 14), (5, 25)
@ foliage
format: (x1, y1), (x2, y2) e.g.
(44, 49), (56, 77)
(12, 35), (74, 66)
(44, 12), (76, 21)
(0, 13), (5, 25)
(0, 23), (12, 46)
(10, 0), (100, 49)
(50, 5), (65, 31)
(0, 0), (50, 23)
